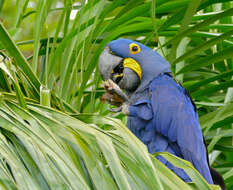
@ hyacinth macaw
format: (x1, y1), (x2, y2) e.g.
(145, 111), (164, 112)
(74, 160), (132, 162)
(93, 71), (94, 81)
(98, 38), (225, 189)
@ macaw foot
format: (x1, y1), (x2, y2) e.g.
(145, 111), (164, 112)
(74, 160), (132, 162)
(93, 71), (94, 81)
(101, 79), (130, 115)
(103, 79), (121, 92)
(103, 79), (129, 102)
(100, 92), (123, 106)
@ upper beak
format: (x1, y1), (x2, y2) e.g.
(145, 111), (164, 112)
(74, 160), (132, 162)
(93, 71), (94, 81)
(98, 46), (123, 80)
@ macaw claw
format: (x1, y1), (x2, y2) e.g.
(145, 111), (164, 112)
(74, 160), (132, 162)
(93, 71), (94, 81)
(108, 103), (129, 115)
(108, 107), (122, 113)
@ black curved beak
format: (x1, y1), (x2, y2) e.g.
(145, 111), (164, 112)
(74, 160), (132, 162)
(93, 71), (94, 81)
(98, 46), (123, 81)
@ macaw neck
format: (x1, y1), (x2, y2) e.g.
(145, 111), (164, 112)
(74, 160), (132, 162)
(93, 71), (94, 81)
(131, 50), (170, 98)
(128, 71), (172, 104)
(139, 50), (170, 81)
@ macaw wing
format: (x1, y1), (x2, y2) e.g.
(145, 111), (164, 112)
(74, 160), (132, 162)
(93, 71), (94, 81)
(149, 76), (213, 184)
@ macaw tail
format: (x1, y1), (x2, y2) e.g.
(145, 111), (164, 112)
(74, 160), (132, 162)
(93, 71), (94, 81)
(202, 137), (225, 190)
(210, 167), (226, 190)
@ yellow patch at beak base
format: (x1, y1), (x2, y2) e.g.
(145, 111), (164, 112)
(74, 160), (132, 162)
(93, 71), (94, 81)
(123, 58), (142, 80)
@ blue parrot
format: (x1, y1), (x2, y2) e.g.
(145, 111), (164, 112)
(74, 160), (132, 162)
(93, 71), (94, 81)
(98, 38), (225, 188)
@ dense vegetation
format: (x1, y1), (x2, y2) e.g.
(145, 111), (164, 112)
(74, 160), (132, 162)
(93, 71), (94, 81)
(0, 0), (232, 189)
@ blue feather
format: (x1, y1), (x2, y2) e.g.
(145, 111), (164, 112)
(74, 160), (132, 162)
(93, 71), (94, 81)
(128, 74), (213, 183)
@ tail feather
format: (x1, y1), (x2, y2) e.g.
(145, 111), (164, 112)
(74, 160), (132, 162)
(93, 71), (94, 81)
(202, 136), (226, 190)
(210, 167), (226, 190)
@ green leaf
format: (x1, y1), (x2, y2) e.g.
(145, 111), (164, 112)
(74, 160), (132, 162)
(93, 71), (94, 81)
(165, 7), (233, 46)
(174, 29), (233, 65)
(177, 46), (233, 74)
(0, 23), (41, 97)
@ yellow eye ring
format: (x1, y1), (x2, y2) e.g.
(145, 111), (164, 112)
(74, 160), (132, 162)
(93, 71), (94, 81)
(129, 43), (141, 54)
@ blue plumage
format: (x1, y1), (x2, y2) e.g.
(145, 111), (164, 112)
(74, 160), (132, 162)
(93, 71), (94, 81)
(107, 38), (214, 184)
(128, 74), (213, 183)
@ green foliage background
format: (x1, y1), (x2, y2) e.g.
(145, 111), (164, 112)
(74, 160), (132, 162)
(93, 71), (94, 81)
(0, 0), (232, 189)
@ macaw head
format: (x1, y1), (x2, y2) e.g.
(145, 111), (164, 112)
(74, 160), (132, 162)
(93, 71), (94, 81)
(99, 38), (170, 93)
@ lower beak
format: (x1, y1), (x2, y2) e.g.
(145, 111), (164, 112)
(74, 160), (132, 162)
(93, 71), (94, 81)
(122, 58), (142, 80)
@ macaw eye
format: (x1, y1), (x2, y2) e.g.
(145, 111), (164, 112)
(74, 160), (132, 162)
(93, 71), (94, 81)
(129, 43), (141, 54)
(132, 46), (138, 51)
